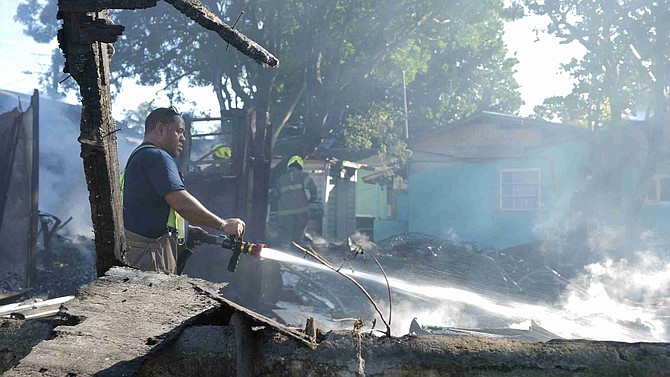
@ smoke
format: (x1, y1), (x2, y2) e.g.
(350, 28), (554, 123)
(529, 193), (669, 340)
(586, 223), (626, 256)
(347, 231), (377, 252)
(39, 121), (93, 237)
(0, 93), (140, 238)
(387, 300), (475, 336)
(38, 105), (139, 237)
(555, 250), (670, 340)
(532, 195), (572, 244)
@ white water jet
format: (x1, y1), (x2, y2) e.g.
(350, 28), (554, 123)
(260, 247), (666, 342)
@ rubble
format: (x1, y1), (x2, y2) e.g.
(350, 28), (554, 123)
(0, 319), (55, 374)
(272, 233), (658, 340)
(3, 267), (311, 377)
(32, 232), (97, 299)
(2, 232), (667, 375)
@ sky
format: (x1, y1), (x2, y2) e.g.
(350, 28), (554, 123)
(0, 0), (585, 118)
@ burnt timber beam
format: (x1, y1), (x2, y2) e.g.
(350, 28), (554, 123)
(57, 8), (124, 276)
(164, 0), (279, 67)
(57, 0), (158, 12)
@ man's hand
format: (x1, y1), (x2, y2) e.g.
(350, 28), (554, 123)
(187, 225), (208, 248)
(189, 225), (207, 235)
(222, 218), (246, 238)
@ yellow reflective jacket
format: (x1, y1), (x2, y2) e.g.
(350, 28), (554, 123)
(274, 167), (318, 216)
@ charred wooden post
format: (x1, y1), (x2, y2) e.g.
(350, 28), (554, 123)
(231, 312), (255, 377)
(249, 109), (271, 241)
(28, 91), (39, 288)
(57, 4), (139, 276)
(305, 317), (317, 342)
(56, 0), (278, 276)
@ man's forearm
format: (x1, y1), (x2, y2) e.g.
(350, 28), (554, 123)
(165, 190), (223, 229)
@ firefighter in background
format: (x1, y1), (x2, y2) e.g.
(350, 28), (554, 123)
(205, 144), (233, 175)
(270, 155), (319, 247)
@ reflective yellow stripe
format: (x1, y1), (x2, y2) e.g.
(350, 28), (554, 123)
(167, 210), (186, 242)
(120, 170), (126, 207)
(279, 183), (304, 193)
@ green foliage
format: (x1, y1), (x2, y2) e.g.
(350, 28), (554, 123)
(15, 0), (57, 43)
(119, 102), (153, 137)
(342, 103), (412, 166)
(15, 0), (523, 155)
(525, 0), (669, 129)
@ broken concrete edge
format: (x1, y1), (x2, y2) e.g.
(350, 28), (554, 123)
(71, 266), (316, 347)
(91, 267), (316, 350)
(3, 267), (316, 376)
(187, 280), (317, 349)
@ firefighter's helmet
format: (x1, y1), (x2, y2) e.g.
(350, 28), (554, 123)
(287, 155), (304, 169)
(213, 144), (232, 160)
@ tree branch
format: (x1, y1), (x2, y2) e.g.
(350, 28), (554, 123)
(163, 0), (278, 67)
(292, 242), (392, 337)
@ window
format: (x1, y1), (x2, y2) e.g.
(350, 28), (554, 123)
(645, 175), (670, 204)
(500, 169), (541, 211)
(356, 216), (374, 240)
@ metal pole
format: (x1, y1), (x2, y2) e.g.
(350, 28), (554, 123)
(402, 70), (409, 139)
(28, 90), (39, 287)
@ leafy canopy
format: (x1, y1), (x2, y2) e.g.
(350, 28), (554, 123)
(525, 0), (669, 129)
(16, 0), (522, 161)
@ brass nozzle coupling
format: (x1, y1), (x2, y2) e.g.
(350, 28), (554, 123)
(240, 241), (266, 259)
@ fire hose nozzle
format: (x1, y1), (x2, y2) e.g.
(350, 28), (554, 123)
(186, 233), (265, 272)
(226, 240), (265, 272)
(248, 242), (266, 259)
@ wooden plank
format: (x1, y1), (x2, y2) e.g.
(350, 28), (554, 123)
(249, 109), (269, 241)
(0, 289), (32, 305)
(0, 296), (74, 318)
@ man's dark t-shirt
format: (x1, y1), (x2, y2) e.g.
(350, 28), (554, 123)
(123, 143), (186, 238)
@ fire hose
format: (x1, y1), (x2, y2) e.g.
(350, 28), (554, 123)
(186, 233), (266, 272)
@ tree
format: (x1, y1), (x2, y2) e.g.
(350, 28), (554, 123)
(118, 101), (153, 138)
(16, 0), (522, 158)
(341, 103), (412, 166)
(525, 0), (668, 129)
(524, 0), (670, 240)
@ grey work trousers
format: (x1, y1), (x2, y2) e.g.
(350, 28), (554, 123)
(124, 229), (179, 274)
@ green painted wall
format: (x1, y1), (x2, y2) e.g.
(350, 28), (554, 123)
(408, 140), (590, 249)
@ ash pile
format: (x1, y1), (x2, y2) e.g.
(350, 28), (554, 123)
(0, 212), (96, 302)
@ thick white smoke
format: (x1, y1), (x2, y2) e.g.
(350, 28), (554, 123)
(40, 121), (139, 237)
(557, 250), (670, 341)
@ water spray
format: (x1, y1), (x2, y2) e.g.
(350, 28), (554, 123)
(259, 247), (666, 342)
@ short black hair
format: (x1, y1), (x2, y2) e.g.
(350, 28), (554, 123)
(145, 107), (181, 133)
